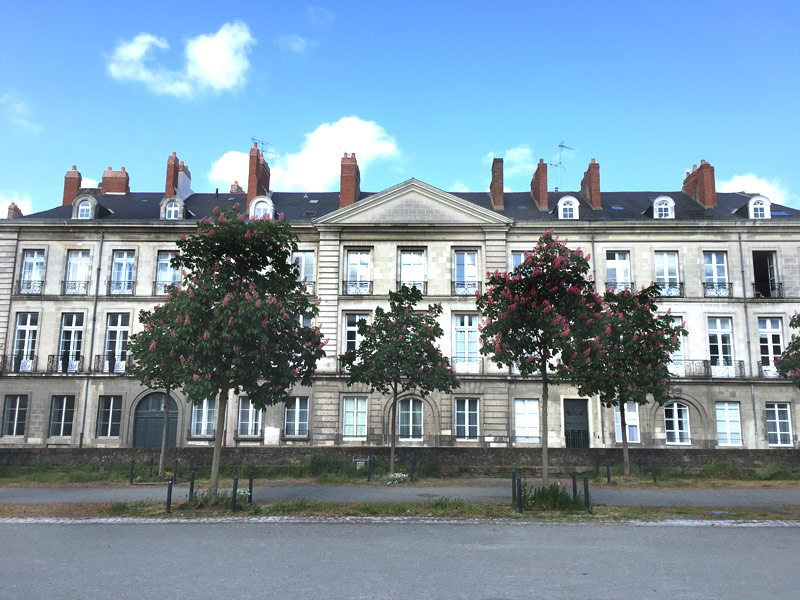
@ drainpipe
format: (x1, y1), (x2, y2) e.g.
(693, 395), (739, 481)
(737, 231), (758, 440)
(79, 229), (104, 447)
(2, 225), (20, 370)
(591, 231), (606, 445)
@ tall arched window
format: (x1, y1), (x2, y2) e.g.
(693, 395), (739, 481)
(165, 201), (180, 220)
(77, 201), (91, 219)
(664, 402), (690, 445)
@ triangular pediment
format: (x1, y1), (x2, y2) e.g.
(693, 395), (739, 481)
(314, 179), (512, 225)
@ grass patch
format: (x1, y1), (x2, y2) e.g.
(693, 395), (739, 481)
(521, 483), (585, 511)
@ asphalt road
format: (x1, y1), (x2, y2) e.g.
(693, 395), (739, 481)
(1, 520), (798, 599)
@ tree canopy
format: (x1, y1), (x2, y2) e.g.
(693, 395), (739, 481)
(776, 313), (800, 385)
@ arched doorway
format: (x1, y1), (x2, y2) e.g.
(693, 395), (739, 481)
(133, 392), (178, 448)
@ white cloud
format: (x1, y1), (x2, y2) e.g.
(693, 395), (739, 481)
(0, 93), (43, 133)
(483, 144), (536, 177)
(307, 6), (334, 27)
(1, 192), (33, 218)
(275, 34), (316, 53)
(107, 21), (255, 99)
(450, 182), (470, 192)
(718, 173), (792, 207)
(207, 116), (400, 192)
(81, 177), (98, 188)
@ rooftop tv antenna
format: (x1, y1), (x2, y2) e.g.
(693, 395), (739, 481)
(548, 141), (574, 191)
(251, 137), (276, 157)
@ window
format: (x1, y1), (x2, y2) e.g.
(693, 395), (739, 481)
(109, 250), (135, 295)
(342, 313), (367, 367)
(514, 398), (539, 441)
(511, 251), (526, 270)
(708, 317), (734, 377)
(453, 251), (478, 295)
(292, 251), (315, 294)
(752, 251), (780, 298)
(285, 397), (309, 436)
(766, 403), (792, 446)
(614, 402), (640, 443)
(654, 251), (680, 296)
(20, 249), (44, 294)
(716, 402), (742, 446)
(454, 314), (479, 374)
(666, 315), (685, 377)
(165, 201), (180, 220)
(57, 313), (84, 373)
(191, 398), (215, 436)
(664, 402), (690, 444)
(455, 398), (479, 440)
(653, 197), (674, 219)
(345, 250), (371, 295)
(399, 250), (425, 293)
(342, 397), (367, 438)
(96, 395), (122, 437)
(558, 196), (578, 220)
(3, 395), (27, 436)
(759, 318), (782, 378)
(103, 313), (130, 373)
(155, 251), (180, 295)
(65, 250), (90, 295)
(749, 196), (771, 220)
(77, 200), (91, 219)
(12, 312), (38, 373)
(237, 397), (261, 436)
(703, 252), (729, 297)
(49, 395), (75, 437)
(399, 398), (423, 440)
(253, 200), (270, 219)
(605, 251), (631, 291)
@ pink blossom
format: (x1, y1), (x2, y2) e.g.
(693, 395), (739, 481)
(149, 340), (156, 351)
(193, 374), (200, 381)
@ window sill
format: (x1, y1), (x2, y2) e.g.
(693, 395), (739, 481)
(767, 443), (793, 448)
(282, 434), (310, 441)
(234, 435), (262, 442)
(187, 435), (215, 441)
(665, 441), (691, 446)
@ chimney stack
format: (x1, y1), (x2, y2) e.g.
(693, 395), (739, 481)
(63, 165), (82, 206)
(682, 159), (716, 208)
(247, 142), (271, 210)
(6, 202), (23, 219)
(101, 167), (130, 195)
(489, 158), (504, 210)
(580, 158), (601, 210)
(339, 153), (361, 208)
(531, 159), (548, 211)
(230, 181), (244, 193)
(165, 152), (180, 196)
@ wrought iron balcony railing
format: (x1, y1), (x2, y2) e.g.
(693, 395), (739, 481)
(62, 280), (89, 295)
(668, 359), (745, 378)
(758, 362), (782, 379)
(655, 282), (684, 298)
(47, 354), (84, 373)
(17, 279), (43, 295)
(397, 280), (426, 294)
(153, 280), (181, 295)
(752, 282), (784, 299)
(452, 281), (481, 296)
(709, 360), (746, 378)
(300, 280), (315, 295)
(453, 357), (483, 375)
(93, 353), (134, 374)
(703, 282), (732, 298)
(343, 280), (372, 295)
(108, 280), (135, 295)
(4, 353), (38, 373)
(605, 281), (635, 293)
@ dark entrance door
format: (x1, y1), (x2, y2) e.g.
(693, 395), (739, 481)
(564, 399), (589, 448)
(133, 393), (178, 448)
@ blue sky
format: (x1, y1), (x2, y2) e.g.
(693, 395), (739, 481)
(1, 1), (798, 215)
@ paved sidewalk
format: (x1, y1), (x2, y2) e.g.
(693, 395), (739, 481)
(0, 481), (799, 508)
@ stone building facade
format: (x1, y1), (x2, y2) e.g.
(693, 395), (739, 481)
(1, 146), (798, 453)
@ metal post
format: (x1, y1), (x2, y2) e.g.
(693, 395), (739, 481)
(511, 469), (517, 505)
(410, 456), (416, 483)
(652, 461), (657, 485)
(606, 464), (611, 484)
(129, 459), (135, 485)
(189, 456), (194, 473)
(583, 474), (591, 513)
(248, 469), (254, 504)
(367, 456), (373, 482)
(166, 476), (173, 514)
(231, 476), (239, 512)
(149, 456), (154, 478)
(516, 477), (523, 513)
(189, 469), (195, 500)
(173, 459), (178, 482)
(572, 470), (577, 499)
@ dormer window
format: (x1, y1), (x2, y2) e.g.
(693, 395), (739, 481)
(653, 196), (675, 219)
(77, 201), (91, 220)
(252, 199), (272, 220)
(557, 196), (578, 220)
(165, 201), (180, 220)
(749, 196), (770, 220)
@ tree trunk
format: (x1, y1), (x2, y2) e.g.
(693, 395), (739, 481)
(619, 401), (630, 476)
(158, 386), (170, 478)
(209, 388), (228, 499)
(540, 359), (549, 487)
(389, 387), (398, 474)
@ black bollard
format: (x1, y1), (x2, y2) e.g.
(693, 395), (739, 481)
(367, 456), (374, 482)
(511, 469), (517, 506)
(606, 464), (611, 484)
(410, 456), (416, 483)
(516, 477), (523, 513)
(231, 476), (239, 512)
(149, 456), (154, 478)
(129, 459), (135, 485)
(173, 459), (179, 482)
(166, 476), (173, 514)
(248, 469), (254, 504)
(652, 461), (657, 485)
(572, 470), (577, 499)
(583, 475), (591, 513)
(189, 469), (195, 500)
(189, 456), (194, 473)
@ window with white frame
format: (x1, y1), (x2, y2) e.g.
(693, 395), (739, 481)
(57, 313), (84, 373)
(96, 395), (121, 437)
(514, 398), (539, 441)
(766, 402), (792, 446)
(399, 250), (425, 292)
(237, 397), (261, 436)
(654, 251), (680, 296)
(455, 398), (479, 440)
(605, 251), (631, 291)
(454, 314), (479, 374)
(345, 250), (371, 295)
(614, 402), (640, 443)
(65, 250), (91, 295)
(715, 402), (742, 446)
(664, 402), (690, 444)
(3, 395), (27, 436)
(191, 399), (215, 436)
(454, 251), (478, 295)
(155, 251), (180, 295)
(708, 317), (734, 377)
(285, 397), (309, 437)
(20, 249), (44, 294)
(653, 197), (675, 219)
(558, 196), (578, 220)
(12, 312), (38, 373)
(292, 251), (315, 294)
(748, 196), (771, 220)
(511, 251), (526, 270)
(758, 318), (782, 378)
(110, 250), (136, 295)
(666, 315), (685, 377)
(703, 252), (729, 297)
(103, 313), (130, 373)
(252, 200), (271, 219)
(77, 200), (91, 219)
(342, 397), (367, 438)
(399, 398), (423, 440)
(49, 395), (75, 437)
(342, 313), (367, 368)
(165, 200), (180, 220)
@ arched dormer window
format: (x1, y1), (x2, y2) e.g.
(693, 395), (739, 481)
(77, 201), (91, 219)
(165, 200), (180, 220)
(653, 196), (675, 219)
(557, 196), (579, 220)
(71, 195), (98, 220)
(159, 196), (184, 220)
(748, 196), (770, 220)
(250, 197), (274, 220)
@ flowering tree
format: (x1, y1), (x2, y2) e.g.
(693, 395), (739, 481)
(571, 285), (686, 475)
(134, 204), (325, 496)
(339, 285), (459, 473)
(477, 230), (598, 486)
(776, 313), (800, 385)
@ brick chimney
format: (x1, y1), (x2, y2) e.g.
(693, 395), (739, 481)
(580, 158), (601, 210)
(63, 165), (82, 206)
(230, 181), (244, 193)
(489, 158), (504, 210)
(101, 167), (130, 195)
(246, 142), (271, 210)
(339, 153), (361, 208)
(531, 159), (548, 211)
(165, 152), (180, 196)
(682, 159), (716, 208)
(6, 202), (23, 219)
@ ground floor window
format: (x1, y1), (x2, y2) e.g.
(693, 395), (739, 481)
(766, 403), (792, 446)
(614, 402), (640, 443)
(237, 397), (261, 436)
(96, 395), (121, 438)
(191, 398), (215, 436)
(455, 398), (479, 440)
(3, 395), (27, 436)
(514, 398), (539, 441)
(285, 397), (309, 437)
(50, 395), (75, 437)
(715, 402), (742, 445)
(399, 398), (423, 440)
(343, 397), (367, 438)
(664, 402), (690, 445)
